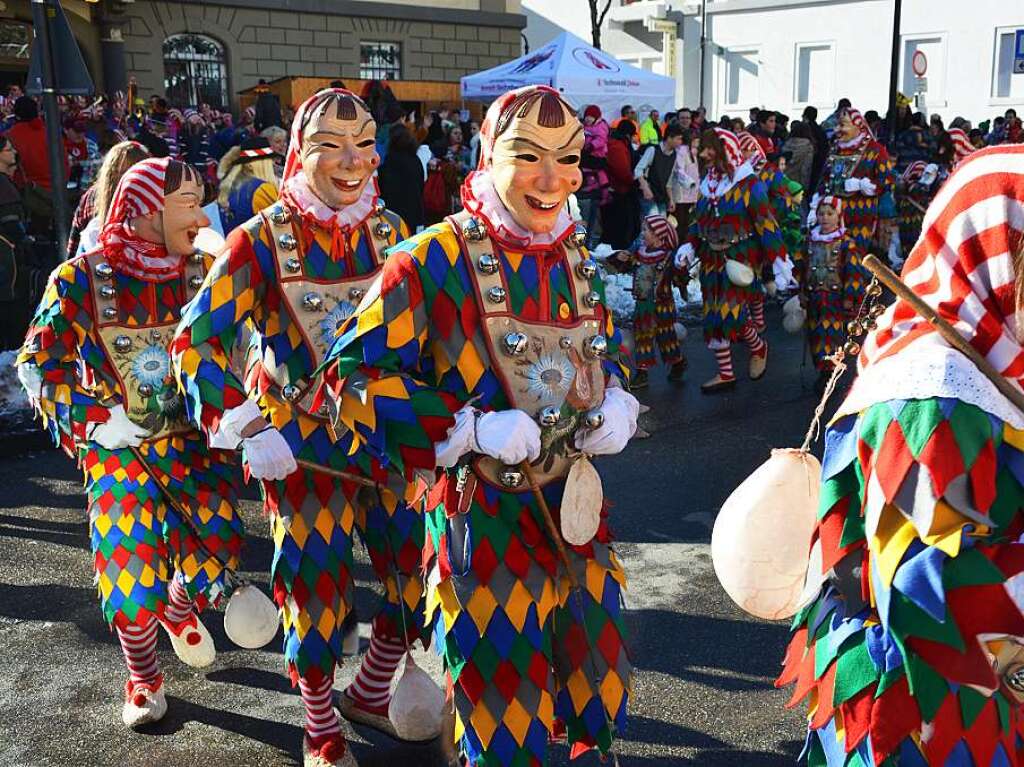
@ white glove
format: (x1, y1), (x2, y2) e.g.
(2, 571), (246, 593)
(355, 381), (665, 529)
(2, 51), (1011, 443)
(209, 398), (263, 450)
(434, 405), (541, 467)
(88, 404), (150, 449)
(773, 255), (798, 292)
(806, 193), (820, 228)
(674, 243), (695, 270)
(843, 178), (861, 194)
(17, 363), (42, 401)
(574, 386), (639, 456)
(859, 177), (878, 196)
(241, 427), (297, 480)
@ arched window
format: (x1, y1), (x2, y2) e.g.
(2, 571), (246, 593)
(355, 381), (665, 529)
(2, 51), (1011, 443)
(163, 33), (227, 109)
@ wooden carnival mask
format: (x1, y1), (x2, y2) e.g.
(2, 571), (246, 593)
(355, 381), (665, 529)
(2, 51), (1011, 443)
(486, 90), (583, 234)
(300, 95), (379, 209)
(132, 162), (209, 258)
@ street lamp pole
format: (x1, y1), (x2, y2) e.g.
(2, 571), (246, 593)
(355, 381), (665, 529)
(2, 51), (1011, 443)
(886, 0), (903, 147)
(29, 0), (70, 255)
(698, 0), (708, 109)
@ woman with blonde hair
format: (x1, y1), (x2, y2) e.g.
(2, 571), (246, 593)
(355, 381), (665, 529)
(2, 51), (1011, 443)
(216, 136), (279, 234)
(67, 140), (149, 258)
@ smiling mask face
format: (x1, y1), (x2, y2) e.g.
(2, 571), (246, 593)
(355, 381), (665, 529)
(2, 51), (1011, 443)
(300, 97), (379, 209)
(487, 96), (583, 234)
(155, 177), (210, 257)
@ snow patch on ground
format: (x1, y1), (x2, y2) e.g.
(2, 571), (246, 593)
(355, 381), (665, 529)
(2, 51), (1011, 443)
(0, 351), (30, 416)
(593, 243), (702, 325)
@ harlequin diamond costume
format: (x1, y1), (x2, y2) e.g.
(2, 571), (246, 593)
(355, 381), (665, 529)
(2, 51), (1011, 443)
(171, 89), (421, 767)
(630, 214), (685, 388)
(16, 157), (243, 728)
(737, 130), (798, 331)
(800, 196), (865, 380)
(896, 161), (943, 267)
(812, 108), (894, 262)
(317, 85), (638, 767)
(780, 145), (1024, 765)
(675, 127), (787, 393)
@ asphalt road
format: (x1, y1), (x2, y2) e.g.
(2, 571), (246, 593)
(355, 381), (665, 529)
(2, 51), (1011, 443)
(0, 305), (827, 767)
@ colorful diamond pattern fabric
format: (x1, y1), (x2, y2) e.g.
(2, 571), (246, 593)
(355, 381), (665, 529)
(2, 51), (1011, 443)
(815, 143), (895, 254)
(780, 397), (1024, 766)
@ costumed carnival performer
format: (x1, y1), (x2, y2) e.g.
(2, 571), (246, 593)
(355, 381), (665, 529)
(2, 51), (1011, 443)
(896, 160), (943, 269)
(675, 127), (788, 393)
(737, 129), (798, 331)
(316, 84), (638, 766)
(779, 144), (1024, 765)
(16, 156), (244, 728)
(216, 135), (280, 235)
(799, 195), (865, 390)
(812, 107), (894, 273)
(609, 214), (686, 388)
(171, 89), (425, 767)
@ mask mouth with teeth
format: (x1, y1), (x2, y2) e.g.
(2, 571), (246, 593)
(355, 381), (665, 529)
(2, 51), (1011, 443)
(481, 86), (584, 235)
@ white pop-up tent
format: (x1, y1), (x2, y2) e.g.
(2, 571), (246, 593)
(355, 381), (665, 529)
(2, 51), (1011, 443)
(461, 31), (676, 119)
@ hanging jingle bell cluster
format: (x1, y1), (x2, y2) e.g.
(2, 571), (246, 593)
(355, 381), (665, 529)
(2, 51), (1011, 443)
(837, 276), (886, 364)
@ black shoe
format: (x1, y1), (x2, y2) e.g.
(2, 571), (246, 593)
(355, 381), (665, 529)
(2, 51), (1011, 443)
(631, 370), (649, 389)
(667, 359), (688, 380)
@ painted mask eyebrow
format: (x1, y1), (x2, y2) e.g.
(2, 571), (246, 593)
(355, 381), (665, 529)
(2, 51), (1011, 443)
(504, 128), (584, 153)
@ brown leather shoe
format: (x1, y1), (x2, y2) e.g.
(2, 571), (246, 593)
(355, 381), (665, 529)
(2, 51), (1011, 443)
(701, 374), (737, 393)
(750, 342), (768, 380)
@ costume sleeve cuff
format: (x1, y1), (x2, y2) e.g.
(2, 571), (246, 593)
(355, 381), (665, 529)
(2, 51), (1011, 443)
(209, 398), (262, 450)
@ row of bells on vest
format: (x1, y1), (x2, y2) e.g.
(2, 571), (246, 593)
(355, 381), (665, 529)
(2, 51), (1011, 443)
(461, 216), (589, 250)
(272, 200), (393, 255)
(94, 255), (205, 320)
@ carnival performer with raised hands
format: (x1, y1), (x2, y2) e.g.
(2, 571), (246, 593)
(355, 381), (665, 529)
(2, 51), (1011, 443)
(17, 156), (244, 728)
(675, 127), (787, 393)
(812, 106), (893, 260)
(780, 145), (1024, 765)
(317, 84), (638, 767)
(171, 88), (424, 767)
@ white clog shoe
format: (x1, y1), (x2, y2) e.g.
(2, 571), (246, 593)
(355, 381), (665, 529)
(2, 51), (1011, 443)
(163, 614), (216, 668)
(122, 677), (167, 728)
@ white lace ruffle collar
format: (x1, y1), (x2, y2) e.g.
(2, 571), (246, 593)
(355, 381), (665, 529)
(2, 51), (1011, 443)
(281, 170), (378, 231)
(464, 170), (574, 250)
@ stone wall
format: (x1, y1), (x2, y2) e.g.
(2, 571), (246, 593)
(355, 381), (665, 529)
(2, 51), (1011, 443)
(122, 1), (522, 109)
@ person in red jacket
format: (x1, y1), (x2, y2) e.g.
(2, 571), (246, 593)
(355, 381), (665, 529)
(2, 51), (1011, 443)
(602, 119), (641, 248)
(4, 96), (68, 235)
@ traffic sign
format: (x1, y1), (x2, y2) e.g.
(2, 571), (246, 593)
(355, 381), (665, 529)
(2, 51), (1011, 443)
(26, 0), (94, 96)
(1015, 29), (1024, 74)
(915, 76), (928, 95)
(911, 49), (927, 77)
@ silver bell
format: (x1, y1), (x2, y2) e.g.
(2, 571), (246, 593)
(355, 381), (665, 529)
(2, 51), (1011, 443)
(190, 251), (205, 264)
(477, 253), (499, 275)
(502, 332), (529, 356)
(498, 466), (524, 488)
(349, 287), (366, 302)
(576, 258), (598, 280)
(148, 329), (163, 343)
(99, 285), (116, 300)
(584, 410), (605, 430)
(373, 199), (387, 217)
(559, 336), (572, 349)
(302, 292), (324, 311)
(285, 257), (301, 273)
(583, 291), (601, 308)
(584, 335), (608, 358)
(487, 286), (507, 304)
(94, 262), (113, 279)
(188, 275), (204, 289)
(278, 233), (297, 251)
(114, 335), (132, 353)
(1009, 667), (1024, 693)
(270, 208), (290, 225)
(138, 383), (154, 397)
(567, 224), (587, 249)
(374, 221), (392, 239)
(281, 384), (301, 402)
(462, 217), (486, 242)
(102, 306), (117, 319)
(538, 405), (561, 427)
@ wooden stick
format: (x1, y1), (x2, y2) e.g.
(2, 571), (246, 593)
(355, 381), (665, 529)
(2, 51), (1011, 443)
(295, 458), (378, 488)
(862, 254), (1024, 414)
(519, 460), (581, 592)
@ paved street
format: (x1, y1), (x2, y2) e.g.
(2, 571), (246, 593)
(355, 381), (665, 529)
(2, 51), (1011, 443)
(0, 305), (823, 766)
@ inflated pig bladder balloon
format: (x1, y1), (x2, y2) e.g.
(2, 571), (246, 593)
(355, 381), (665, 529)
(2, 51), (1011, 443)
(712, 448), (821, 620)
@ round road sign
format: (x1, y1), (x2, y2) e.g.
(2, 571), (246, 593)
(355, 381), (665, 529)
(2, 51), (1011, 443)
(912, 49), (928, 77)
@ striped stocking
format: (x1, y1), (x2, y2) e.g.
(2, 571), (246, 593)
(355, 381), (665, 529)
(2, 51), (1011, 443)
(713, 347), (735, 381)
(163, 575), (195, 626)
(116, 618), (161, 687)
(299, 675), (343, 747)
(740, 324), (767, 356)
(347, 633), (406, 713)
(749, 296), (766, 332)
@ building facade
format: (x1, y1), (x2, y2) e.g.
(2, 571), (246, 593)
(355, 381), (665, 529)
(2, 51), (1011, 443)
(8, 0), (524, 110)
(525, 0), (1024, 124)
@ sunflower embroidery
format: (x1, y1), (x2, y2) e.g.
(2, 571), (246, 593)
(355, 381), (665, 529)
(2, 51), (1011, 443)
(520, 352), (576, 407)
(319, 300), (357, 350)
(131, 344), (170, 387)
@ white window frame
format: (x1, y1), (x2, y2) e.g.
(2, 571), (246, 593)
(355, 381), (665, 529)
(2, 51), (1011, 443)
(716, 44), (761, 113)
(898, 31), (948, 109)
(989, 24), (1024, 107)
(792, 40), (836, 110)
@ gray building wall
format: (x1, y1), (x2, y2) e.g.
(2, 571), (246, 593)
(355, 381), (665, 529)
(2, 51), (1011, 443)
(121, 1), (523, 109)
